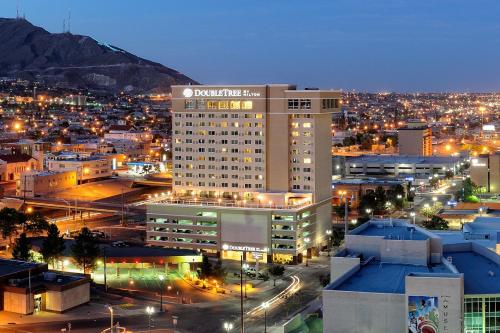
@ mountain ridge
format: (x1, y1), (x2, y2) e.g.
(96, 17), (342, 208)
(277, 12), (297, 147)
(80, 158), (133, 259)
(0, 18), (197, 93)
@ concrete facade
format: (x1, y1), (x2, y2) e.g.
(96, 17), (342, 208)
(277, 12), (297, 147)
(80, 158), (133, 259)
(470, 153), (500, 193)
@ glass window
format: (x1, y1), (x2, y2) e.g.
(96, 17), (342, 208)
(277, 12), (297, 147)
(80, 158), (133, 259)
(185, 99), (196, 109)
(207, 101), (218, 109)
(242, 101), (253, 109)
(197, 99), (206, 109)
(230, 101), (241, 109)
(218, 101), (230, 109)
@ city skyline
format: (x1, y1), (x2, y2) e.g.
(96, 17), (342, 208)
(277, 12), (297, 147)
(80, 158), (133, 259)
(1, 0), (500, 92)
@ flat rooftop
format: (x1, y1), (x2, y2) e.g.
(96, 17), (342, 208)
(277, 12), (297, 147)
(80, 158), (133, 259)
(346, 154), (460, 165)
(332, 178), (404, 186)
(329, 261), (451, 294)
(0, 259), (42, 278)
(356, 223), (429, 241)
(444, 251), (500, 294)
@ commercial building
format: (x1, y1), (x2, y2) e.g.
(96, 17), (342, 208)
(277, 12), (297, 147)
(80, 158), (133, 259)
(17, 170), (77, 198)
(0, 259), (89, 314)
(147, 84), (341, 264)
(46, 152), (112, 183)
(470, 153), (500, 193)
(323, 218), (500, 333)
(398, 121), (432, 156)
(344, 154), (462, 184)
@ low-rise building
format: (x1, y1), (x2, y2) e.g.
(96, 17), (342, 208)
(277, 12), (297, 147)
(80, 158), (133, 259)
(0, 259), (90, 314)
(323, 218), (500, 333)
(331, 178), (406, 208)
(17, 170), (77, 198)
(344, 154), (462, 184)
(0, 154), (38, 182)
(46, 153), (112, 183)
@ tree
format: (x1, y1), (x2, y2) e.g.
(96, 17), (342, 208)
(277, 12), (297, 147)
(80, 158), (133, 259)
(12, 233), (32, 261)
(333, 202), (350, 221)
(268, 264), (285, 286)
(212, 258), (227, 283)
(358, 191), (376, 217)
(422, 215), (449, 230)
(331, 228), (344, 247)
(374, 186), (388, 214)
(386, 184), (406, 210)
(71, 227), (100, 274)
(25, 212), (50, 235)
(0, 208), (24, 244)
(429, 177), (439, 189)
(41, 224), (65, 268)
(198, 255), (213, 280)
(444, 170), (454, 180)
(420, 202), (443, 219)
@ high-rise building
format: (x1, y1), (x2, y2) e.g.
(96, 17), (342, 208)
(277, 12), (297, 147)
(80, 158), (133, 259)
(146, 84), (341, 263)
(398, 121), (432, 156)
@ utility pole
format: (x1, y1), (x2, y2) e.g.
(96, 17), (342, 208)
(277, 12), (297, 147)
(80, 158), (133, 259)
(240, 254), (244, 333)
(121, 189), (125, 226)
(103, 247), (107, 292)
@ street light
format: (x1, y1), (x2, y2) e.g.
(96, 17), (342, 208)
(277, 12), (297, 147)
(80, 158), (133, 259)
(262, 301), (270, 333)
(158, 275), (165, 312)
(145, 306), (154, 332)
(223, 322), (234, 332)
(366, 208), (373, 219)
(242, 263), (249, 298)
(107, 305), (113, 332)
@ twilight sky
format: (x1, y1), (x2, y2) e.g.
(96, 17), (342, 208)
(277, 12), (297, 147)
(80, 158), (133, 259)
(2, 0), (500, 92)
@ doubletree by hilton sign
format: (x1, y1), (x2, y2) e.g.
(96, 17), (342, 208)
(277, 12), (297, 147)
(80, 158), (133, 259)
(182, 88), (261, 98)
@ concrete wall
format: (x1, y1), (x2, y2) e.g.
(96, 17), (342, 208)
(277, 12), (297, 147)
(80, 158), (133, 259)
(323, 290), (406, 333)
(46, 283), (90, 312)
(344, 235), (384, 259)
(330, 256), (360, 282)
(3, 291), (30, 314)
(405, 274), (463, 333)
(380, 239), (429, 266)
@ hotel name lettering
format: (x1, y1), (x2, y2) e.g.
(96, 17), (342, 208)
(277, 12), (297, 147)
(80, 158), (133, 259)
(183, 88), (261, 98)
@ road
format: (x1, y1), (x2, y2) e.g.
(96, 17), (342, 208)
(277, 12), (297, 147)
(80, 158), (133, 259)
(0, 259), (329, 333)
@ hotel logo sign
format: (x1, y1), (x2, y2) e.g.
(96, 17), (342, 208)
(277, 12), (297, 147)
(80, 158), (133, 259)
(222, 244), (268, 253)
(182, 88), (261, 98)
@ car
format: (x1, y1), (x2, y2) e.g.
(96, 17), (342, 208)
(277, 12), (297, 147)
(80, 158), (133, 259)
(91, 231), (107, 238)
(111, 241), (129, 247)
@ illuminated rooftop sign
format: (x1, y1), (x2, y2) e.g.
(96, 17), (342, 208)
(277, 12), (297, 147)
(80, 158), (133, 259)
(183, 88), (261, 98)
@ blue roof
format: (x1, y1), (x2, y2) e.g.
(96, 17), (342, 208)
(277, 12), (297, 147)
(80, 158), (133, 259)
(329, 261), (451, 294)
(445, 251), (500, 295)
(358, 224), (429, 240)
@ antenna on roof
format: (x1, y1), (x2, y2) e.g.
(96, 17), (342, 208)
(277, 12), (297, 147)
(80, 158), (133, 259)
(62, 19), (66, 33)
(67, 8), (71, 33)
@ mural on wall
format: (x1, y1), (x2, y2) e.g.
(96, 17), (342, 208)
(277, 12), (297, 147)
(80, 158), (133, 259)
(408, 295), (439, 333)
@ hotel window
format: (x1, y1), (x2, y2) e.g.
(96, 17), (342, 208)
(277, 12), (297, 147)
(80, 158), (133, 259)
(292, 131), (299, 137)
(291, 122), (299, 128)
(304, 158), (312, 164)
(197, 100), (206, 109)
(231, 114), (239, 118)
(230, 101), (241, 109)
(219, 101), (230, 109)
(207, 101), (218, 109)
(244, 157), (253, 163)
(244, 184), (252, 189)
(242, 101), (253, 109)
(303, 122), (311, 128)
(255, 113), (263, 119)
(231, 140), (238, 144)
(288, 99), (299, 109)
(244, 140), (252, 144)
(232, 183), (238, 188)
(185, 99), (196, 109)
(300, 99), (311, 109)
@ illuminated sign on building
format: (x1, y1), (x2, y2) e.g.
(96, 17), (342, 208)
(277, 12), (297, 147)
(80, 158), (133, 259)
(183, 88), (261, 98)
(222, 244), (268, 253)
(471, 158), (487, 167)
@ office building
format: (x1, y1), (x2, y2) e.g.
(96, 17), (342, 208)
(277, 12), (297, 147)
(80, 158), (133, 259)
(470, 153), (500, 193)
(147, 84), (340, 263)
(46, 152), (112, 183)
(398, 121), (432, 156)
(323, 218), (500, 333)
(17, 170), (77, 198)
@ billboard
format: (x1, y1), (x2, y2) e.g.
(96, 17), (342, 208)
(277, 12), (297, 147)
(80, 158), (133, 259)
(408, 296), (439, 333)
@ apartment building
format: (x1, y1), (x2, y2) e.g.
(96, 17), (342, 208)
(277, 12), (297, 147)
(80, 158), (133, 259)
(147, 84), (340, 264)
